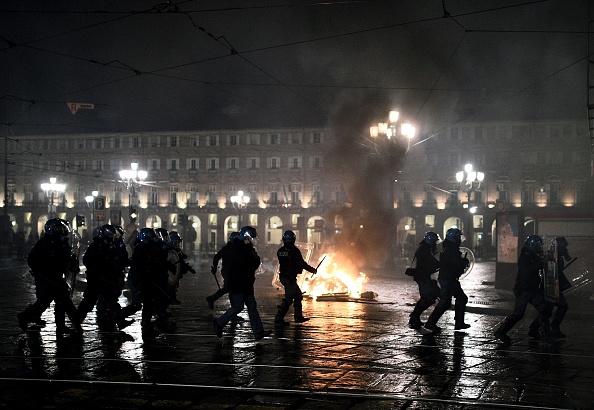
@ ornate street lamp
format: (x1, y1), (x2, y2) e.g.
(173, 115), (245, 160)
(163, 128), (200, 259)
(455, 163), (485, 248)
(369, 110), (416, 153)
(119, 162), (147, 223)
(230, 190), (250, 228)
(41, 177), (66, 219)
(369, 110), (417, 213)
(85, 190), (99, 228)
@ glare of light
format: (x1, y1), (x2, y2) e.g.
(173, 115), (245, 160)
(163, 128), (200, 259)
(359, 224), (364, 229)
(231, 222), (237, 229)
(456, 171), (464, 183)
(404, 224), (410, 230)
(470, 206), (477, 213)
(370, 126), (379, 138)
(488, 203), (495, 208)
(192, 222), (198, 228)
(273, 223), (278, 229)
(378, 123), (388, 134)
(464, 163), (473, 173)
(463, 203), (469, 209)
(389, 110), (399, 123)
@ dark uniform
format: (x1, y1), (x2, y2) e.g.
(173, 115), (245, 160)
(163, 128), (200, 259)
(214, 226), (270, 341)
(127, 228), (168, 338)
(77, 225), (132, 331)
(275, 240), (317, 326)
(495, 235), (551, 343)
(528, 237), (571, 339)
(424, 228), (470, 333)
(17, 220), (82, 335)
(408, 239), (440, 328)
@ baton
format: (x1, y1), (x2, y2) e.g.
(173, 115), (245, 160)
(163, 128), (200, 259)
(564, 257), (578, 270)
(311, 255), (327, 278)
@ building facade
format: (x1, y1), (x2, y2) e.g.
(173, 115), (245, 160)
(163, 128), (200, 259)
(1, 119), (592, 260)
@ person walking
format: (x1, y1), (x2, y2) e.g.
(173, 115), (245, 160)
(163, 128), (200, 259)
(17, 219), (82, 336)
(423, 228), (470, 334)
(213, 226), (271, 341)
(408, 231), (441, 330)
(494, 235), (551, 343)
(274, 230), (317, 327)
(76, 224), (133, 332)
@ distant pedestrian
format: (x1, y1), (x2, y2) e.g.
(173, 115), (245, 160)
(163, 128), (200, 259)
(17, 219), (82, 336)
(206, 232), (238, 309)
(494, 235), (551, 343)
(15, 230), (25, 260)
(274, 230), (317, 326)
(408, 231), (441, 330)
(423, 228), (470, 334)
(213, 226), (271, 341)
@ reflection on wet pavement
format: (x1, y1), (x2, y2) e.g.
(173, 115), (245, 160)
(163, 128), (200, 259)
(1, 260), (594, 409)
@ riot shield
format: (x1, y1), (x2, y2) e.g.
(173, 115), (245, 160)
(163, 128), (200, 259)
(66, 230), (81, 297)
(542, 237), (559, 303)
(459, 246), (475, 280)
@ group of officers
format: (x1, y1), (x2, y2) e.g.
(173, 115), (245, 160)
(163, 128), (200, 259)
(17, 217), (315, 342)
(17, 218), (195, 339)
(18, 218), (571, 344)
(410, 227), (572, 342)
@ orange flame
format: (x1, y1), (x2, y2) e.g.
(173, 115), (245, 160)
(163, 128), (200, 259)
(302, 252), (368, 300)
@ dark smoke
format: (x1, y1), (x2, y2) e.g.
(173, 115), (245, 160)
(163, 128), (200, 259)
(325, 91), (407, 270)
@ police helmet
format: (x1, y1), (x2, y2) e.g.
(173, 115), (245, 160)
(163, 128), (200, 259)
(44, 218), (70, 237)
(445, 228), (463, 244)
(556, 236), (570, 258)
(238, 226), (258, 244)
(556, 236), (569, 249)
(169, 231), (182, 246)
(98, 224), (117, 241)
(282, 230), (296, 244)
(138, 227), (157, 244)
(421, 231), (441, 246)
(524, 235), (543, 254)
(228, 231), (239, 242)
(155, 228), (169, 242)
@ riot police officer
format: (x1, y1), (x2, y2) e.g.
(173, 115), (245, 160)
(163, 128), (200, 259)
(168, 231), (196, 299)
(424, 228), (470, 334)
(494, 235), (551, 343)
(527, 236), (571, 339)
(213, 226), (271, 341)
(77, 224), (132, 331)
(206, 231), (238, 309)
(408, 231), (441, 329)
(275, 230), (317, 326)
(17, 218), (82, 335)
(127, 228), (168, 338)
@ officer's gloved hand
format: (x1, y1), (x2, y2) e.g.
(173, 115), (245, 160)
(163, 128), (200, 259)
(463, 257), (470, 268)
(312, 268), (318, 275)
(210, 265), (217, 275)
(189, 267), (196, 274)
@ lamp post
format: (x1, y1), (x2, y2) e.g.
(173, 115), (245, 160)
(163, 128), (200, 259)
(455, 163), (485, 249)
(85, 190), (99, 228)
(41, 177), (66, 219)
(230, 190), (250, 229)
(369, 110), (416, 211)
(369, 110), (416, 153)
(119, 162), (147, 223)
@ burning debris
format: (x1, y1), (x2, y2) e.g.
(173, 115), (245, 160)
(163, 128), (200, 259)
(273, 250), (378, 302)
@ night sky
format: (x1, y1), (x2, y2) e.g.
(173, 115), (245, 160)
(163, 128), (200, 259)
(1, 0), (590, 136)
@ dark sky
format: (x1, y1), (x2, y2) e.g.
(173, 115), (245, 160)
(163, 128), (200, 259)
(0, 0), (590, 136)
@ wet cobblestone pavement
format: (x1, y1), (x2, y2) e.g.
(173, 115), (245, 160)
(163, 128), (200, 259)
(1, 258), (594, 409)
